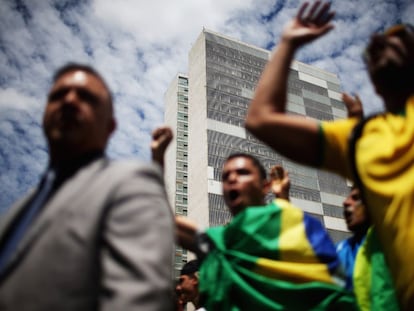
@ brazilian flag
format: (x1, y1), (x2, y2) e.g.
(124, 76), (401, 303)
(199, 199), (357, 310)
(353, 227), (399, 311)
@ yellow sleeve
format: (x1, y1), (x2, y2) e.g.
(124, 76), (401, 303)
(319, 118), (359, 180)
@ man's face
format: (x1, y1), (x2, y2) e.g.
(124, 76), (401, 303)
(175, 274), (198, 305)
(365, 25), (414, 95)
(43, 70), (115, 154)
(222, 157), (269, 216)
(343, 188), (368, 233)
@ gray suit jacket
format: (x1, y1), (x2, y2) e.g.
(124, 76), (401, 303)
(0, 157), (174, 311)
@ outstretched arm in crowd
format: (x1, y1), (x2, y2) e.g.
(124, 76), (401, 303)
(175, 216), (200, 254)
(149, 126), (203, 255)
(246, 1), (335, 166)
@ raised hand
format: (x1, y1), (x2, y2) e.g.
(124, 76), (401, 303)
(282, 1), (335, 47)
(151, 126), (173, 168)
(342, 93), (363, 118)
(270, 165), (291, 201)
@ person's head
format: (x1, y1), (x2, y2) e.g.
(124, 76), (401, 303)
(364, 24), (414, 105)
(342, 186), (370, 234)
(43, 63), (116, 162)
(222, 153), (270, 216)
(176, 260), (200, 306)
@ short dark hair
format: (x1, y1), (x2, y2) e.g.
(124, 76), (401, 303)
(225, 153), (267, 180)
(52, 63), (113, 108)
(180, 259), (200, 276)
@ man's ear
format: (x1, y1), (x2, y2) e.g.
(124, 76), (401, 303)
(192, 273), (199, 285)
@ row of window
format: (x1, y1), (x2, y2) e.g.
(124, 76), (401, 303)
(303, 97), (332, 113)
(177, 121), (188, 131)
(177, 112), (188, 121)
(208, 130), (279, 158)
(323, 203), (343, 218)
(288, 86), (303, 97)
(206, 41), (267, 69)
(175, 205), (188, 215)
(176, 183), (188, 193)
(176, 150), (188, 160)
(176, 160), (188, 171)
(290, 184), (321, 202)
(330, 98), (346, 110)
(177, 94), (188, 102)
(176, 131), (188, 141)
(206, 60), (261, 84)
(208, 194), (232, 226)
(176, 171), (188, 181)
(178, 85), (188, 93)
(207, 95), (247, 114)
(207, 112), (244, 127)
(317, 177), (349, 196)
(177, 141), (188, 152)
(175, 194), (188, 204)
(178, 77), (188, 86)
(206, 51), (262, 74)
(207, 87), (250, 109)
(206, 55), (264, 77)
(207, 70), (257, 92)
(305, 107), (334, 121)
(288, 78), (329, 96)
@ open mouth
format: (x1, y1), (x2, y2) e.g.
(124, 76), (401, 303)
(228, 190), (239, 201)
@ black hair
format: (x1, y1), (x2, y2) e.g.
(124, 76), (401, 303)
(225, 153), (267, 180)
(180, 259), (200, 276)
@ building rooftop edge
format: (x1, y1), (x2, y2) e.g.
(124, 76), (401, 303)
(201, 28), (339, 79)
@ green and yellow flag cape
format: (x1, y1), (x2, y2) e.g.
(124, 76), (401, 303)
(354, 227), (399, 311)
(199, 199), (357, 310)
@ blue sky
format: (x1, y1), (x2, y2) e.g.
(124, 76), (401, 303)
(0, 0), (412, 212)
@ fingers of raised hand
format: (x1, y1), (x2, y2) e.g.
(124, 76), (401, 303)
(151, 126), (173, 152)
(297, 1), (334, 27)
(152, 126), (173, 141)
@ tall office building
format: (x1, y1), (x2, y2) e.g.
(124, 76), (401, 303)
(164, 73), (190, 276)
(165, 29), (351, 276)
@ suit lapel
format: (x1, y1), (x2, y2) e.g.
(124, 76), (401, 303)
(2, 158), (109, 274)
(0, 190), (36, 243)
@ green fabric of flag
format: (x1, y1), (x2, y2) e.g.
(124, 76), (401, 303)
(199, 200), (357, 310)
(354, 227), (399, 311)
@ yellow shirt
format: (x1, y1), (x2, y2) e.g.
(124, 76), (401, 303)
(321, 96), (414, 310)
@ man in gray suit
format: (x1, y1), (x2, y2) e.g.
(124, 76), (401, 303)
(0, 63), (174, 310)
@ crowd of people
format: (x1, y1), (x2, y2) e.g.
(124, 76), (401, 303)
(0, 1), (413, 310)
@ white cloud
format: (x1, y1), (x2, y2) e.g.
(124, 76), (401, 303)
(0, 0), (410, 210)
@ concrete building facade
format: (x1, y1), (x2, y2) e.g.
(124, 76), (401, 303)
(165, 29), (351, 276)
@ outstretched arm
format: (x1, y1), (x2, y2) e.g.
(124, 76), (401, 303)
(175, 216), (199, 253)
(246, 1), (335, 166)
